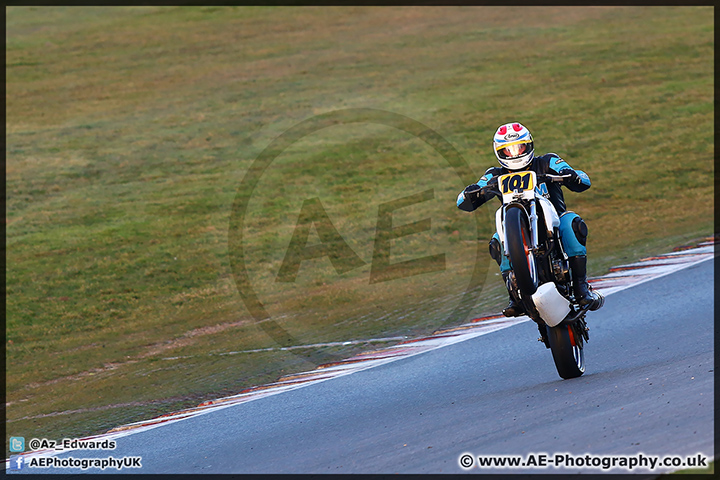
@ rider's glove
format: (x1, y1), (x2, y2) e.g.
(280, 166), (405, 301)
(560, 169), (582, 185)
(464, 184), (482, 198)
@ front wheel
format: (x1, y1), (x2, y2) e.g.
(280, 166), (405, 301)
(546, 323), (585, 379)
(505, 206), (539, 297)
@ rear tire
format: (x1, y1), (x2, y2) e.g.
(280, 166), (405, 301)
(546, 323), (585, 379)
(505, 206), (539, 297)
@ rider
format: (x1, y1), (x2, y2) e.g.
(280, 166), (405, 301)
(457, 122), (603, 317)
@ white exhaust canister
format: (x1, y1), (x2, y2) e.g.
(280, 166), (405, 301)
(531, 282), (571, 327)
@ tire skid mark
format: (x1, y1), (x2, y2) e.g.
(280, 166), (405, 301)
(6, 238), (716, 464)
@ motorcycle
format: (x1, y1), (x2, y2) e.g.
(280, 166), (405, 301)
(479, 170), (604, 379)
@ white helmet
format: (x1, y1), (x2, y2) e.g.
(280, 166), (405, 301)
(493, 122), (534, 170)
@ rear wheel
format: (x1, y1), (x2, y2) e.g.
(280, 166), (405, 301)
(505, 206), (539, 297)
(546, 323), (585, 379)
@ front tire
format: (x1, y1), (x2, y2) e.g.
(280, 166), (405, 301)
(546, 323), (585, 379)
(505, 206), (539, 297)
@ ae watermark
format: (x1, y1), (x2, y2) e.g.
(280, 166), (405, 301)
(229, 108), (491, 365)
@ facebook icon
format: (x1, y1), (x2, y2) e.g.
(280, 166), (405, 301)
(9, 456), (24, 471)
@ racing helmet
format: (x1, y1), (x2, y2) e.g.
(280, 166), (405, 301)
(493, 122), (534, 170)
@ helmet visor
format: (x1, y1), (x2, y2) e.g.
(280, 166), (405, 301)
(496, 140), (533, 160)
(502, 143), (526, 158)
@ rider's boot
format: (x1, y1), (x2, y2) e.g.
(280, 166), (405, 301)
(569, 255), (604, 311)
(501, 272), (525, 317)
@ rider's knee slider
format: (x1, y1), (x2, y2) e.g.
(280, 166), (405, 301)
(571, 216), (588, 246)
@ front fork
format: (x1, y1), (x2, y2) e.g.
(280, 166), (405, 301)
(528, 201), (539, 252)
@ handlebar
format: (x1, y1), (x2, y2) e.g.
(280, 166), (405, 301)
(543, 174), (571, 183)
(475, 173), (571, 197)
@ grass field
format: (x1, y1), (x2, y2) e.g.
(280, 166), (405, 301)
(5, 6), (714, 452)
(670, 461), (714, 475)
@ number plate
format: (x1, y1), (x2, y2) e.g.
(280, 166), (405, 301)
(499, 171), (536, 202)
(499, 171), (535, 194)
